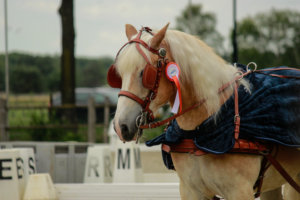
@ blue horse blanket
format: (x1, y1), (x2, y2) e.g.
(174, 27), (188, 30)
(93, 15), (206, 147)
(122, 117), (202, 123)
(146, 65), (300, 169)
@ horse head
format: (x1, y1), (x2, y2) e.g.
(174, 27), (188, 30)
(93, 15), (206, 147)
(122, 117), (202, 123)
(108, 24), (176, 142)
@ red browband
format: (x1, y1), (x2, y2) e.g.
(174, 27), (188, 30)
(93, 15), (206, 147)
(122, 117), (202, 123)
(115, 30), (159, 59)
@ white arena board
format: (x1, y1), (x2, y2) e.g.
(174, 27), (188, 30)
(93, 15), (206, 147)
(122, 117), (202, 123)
(55, 183), (180, 200)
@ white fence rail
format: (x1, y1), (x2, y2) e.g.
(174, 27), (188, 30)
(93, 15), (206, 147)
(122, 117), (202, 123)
(55, 183), (180, 200)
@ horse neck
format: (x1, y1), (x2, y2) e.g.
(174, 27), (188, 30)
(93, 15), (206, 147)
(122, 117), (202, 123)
(175, 62), (237, 130)
(165, 30), (240, 130)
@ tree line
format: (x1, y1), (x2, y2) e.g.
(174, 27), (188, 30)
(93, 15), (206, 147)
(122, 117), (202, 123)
(176, 4), (300, 69)
(0, 53), (113, 94)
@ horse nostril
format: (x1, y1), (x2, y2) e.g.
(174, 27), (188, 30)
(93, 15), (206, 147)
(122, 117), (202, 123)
(120, 123), (134, 141)
(121, 124), (129, 134)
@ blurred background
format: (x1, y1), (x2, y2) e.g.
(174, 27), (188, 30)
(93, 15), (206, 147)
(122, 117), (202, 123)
(0, 0), (299, 143)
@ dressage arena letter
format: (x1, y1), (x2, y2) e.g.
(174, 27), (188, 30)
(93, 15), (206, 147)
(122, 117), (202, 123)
(87, 156), (100, 177)
(28, 157), (36, 174)
(16, 158), (24, 179)
(0, 149), (22, 200)
(118, 148), (130, 169)
(16, 148), (37, 198)
(117, 148), (141, 169)
(84, 145), (112, 183)
(113, 141), (143, 182)
(104, 155), (112, 177)
(134, 148), (142, 168)
(0, 158), (12, 180)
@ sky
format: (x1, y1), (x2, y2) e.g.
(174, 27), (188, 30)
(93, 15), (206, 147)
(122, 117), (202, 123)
(0, 0), (300, 58)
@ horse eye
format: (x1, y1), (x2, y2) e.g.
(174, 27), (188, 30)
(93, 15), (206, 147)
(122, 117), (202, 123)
(140, 70), (144, 77)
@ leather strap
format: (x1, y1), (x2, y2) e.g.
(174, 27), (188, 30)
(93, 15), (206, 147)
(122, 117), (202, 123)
(115, 28), (159, 59)
(132, 38), (159, 55)
(119, 91), (146, 107)
(257, 67), (300, 72)
(162, 139), (207, 156)
(254, 154), (272, 198)
(162, 139), (268, 155)
(233, 83), (240, 140)
(264, 152), (300, 193)
(136, 41), (151, 64)
(218, 70), (252, 93)
(140, 99), (207, 129)
(256, 67), (300, 79)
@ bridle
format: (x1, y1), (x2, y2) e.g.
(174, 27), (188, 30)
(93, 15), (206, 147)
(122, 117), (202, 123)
(107, 27), (168, 137)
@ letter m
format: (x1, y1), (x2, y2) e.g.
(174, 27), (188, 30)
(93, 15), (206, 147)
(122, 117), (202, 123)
(117, 148), (130, 169)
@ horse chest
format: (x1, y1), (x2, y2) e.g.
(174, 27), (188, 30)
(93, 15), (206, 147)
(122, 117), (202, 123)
(171, 153), (219, 195)
(171, 152), (263, 197)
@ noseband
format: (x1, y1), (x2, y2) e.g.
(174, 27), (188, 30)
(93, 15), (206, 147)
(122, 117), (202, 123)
(107, 27), (168, 136)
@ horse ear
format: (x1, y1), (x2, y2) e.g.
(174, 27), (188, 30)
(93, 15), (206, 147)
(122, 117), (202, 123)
(150, 23), (170, 49)
(125, 24), (138, 41)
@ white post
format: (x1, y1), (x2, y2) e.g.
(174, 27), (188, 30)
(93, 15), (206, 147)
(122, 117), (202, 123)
(108, 120), (118, 146)
(4, 0), (9, 102)
(23, 174), (58, 200)
(87, 96), (96, 143)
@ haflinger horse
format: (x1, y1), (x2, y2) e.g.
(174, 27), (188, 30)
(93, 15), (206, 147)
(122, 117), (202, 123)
(108, 23), (300, 200)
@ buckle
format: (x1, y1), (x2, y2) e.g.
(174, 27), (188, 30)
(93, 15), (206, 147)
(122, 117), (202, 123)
(143, 27), (152, 33)
(246, 62), (257, 72)
(234, 114), (240, 122)
(235, 71), (244, 81)
(259, 150), (270, 156)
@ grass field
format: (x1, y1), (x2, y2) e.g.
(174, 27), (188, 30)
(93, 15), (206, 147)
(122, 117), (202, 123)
(8, 94), (50, 106)
(7, 94), (50, 126)
(6, 94), (87, 141)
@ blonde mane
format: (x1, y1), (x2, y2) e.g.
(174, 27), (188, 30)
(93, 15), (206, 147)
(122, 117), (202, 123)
(116, 29), (249, 116)
(165, 30), (249, 115)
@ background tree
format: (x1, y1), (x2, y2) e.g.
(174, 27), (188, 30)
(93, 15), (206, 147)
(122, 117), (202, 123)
(58, 0), (76, 122)
(10, 65), (44, 93)
(236, 9), (300, 68)
(176, 3), (224, 54)
(76, 56), (113, 87)
(0, 53), (113, 94)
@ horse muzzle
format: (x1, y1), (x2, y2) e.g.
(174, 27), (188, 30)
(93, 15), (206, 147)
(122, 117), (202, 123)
(114, 107), (140, 142)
